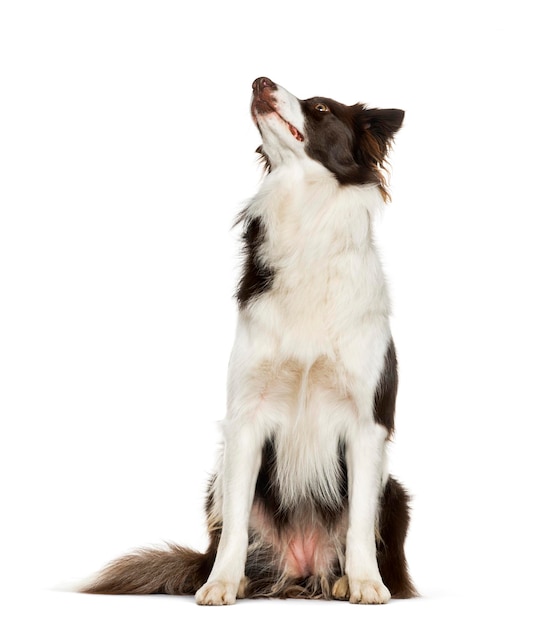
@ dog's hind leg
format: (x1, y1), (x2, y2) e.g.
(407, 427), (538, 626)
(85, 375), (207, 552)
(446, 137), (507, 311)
(376, 476), (418, 598)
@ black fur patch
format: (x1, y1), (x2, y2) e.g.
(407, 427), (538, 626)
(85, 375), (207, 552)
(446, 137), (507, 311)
(377, 476), (418, 598)
(254, 438), (289, 526)
(374, 339), (398, 433)
(235, 215), (274, 308)
(301, 98), (404, 190)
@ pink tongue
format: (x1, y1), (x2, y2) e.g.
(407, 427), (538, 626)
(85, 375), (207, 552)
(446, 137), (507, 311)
(288, 123), (304, 142)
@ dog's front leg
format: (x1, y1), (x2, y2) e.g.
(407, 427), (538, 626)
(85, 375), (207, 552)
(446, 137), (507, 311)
(195, 422), (262, 605)
(334, 420), (391, 604)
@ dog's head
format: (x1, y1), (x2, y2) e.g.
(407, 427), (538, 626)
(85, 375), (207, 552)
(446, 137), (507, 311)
(251, 77), (404, 198)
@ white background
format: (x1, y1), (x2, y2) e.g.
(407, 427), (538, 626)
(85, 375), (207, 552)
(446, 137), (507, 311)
(1, 1), (553, 624)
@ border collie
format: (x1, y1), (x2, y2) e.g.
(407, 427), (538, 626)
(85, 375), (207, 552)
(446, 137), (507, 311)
(83, 77), (416, 605)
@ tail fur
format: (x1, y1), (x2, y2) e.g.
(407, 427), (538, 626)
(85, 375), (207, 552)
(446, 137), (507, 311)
(81, 542), (215, 595)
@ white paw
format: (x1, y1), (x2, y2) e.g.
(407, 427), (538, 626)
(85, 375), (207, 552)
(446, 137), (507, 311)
(195, 580), (238, 606)
(332, 575), (391, 604)
(349, 578), (391, 604)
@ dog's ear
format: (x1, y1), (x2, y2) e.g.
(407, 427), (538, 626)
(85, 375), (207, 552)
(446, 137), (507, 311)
(356, 108), (404, 166)
(352, 107), (404, 200)
(362, 108), (405, 141)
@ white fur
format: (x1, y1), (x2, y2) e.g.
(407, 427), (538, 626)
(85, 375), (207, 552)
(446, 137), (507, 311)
(196, 83), (392, 606)
(253, 83), (306, 166)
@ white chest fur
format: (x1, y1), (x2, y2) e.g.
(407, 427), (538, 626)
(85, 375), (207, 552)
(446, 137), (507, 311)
(243, 166), (391, 363)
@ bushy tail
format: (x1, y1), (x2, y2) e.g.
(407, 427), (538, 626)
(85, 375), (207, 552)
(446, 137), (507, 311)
(81, 543), (215, 595)
(377, 476), (418, 598)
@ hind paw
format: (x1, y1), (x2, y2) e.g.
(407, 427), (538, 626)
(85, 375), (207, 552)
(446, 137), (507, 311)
(332, 575), (350, 600)
(195, 580), (238, 606)
(237, 576), (249, 599)
(332, 575), (391, 604)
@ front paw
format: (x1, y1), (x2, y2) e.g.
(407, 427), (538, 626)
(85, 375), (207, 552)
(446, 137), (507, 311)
(195, 580), (239, 606)
(332, 575), (391, 604)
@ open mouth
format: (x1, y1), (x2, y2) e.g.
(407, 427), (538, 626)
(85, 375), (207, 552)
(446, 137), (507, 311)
(284, 118), (304, 142)
(252, 95), (305, 142)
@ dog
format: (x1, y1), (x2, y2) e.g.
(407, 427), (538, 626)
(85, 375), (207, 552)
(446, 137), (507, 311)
(83, 77), (416, 605)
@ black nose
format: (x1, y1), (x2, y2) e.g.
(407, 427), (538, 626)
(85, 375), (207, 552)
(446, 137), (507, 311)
(252, 77), (276, 92)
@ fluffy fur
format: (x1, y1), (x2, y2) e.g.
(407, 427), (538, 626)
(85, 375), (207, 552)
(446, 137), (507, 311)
(82, 77), (416, 605)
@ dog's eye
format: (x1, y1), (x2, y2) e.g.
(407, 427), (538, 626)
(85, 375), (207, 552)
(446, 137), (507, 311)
(314, 103), (330, 113)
